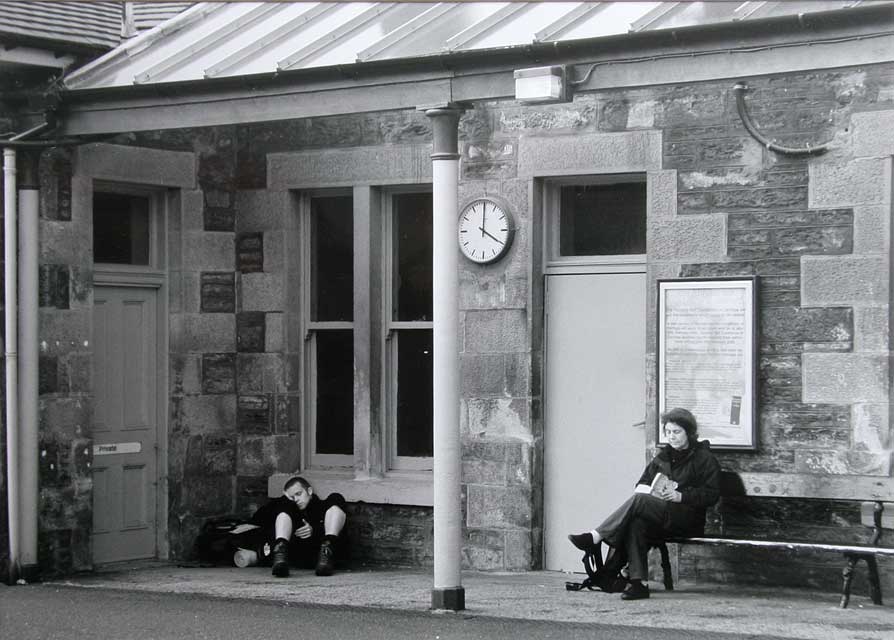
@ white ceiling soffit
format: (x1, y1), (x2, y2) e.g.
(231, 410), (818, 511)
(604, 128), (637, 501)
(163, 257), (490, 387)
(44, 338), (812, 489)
(64, 1), (889, 90)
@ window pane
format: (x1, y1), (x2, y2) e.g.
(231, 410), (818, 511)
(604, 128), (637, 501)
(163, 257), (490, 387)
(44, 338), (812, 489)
(93, 192), (150, 265)
(396, 329), (433, 457)
(315, 329), (353, 455)
(393, 192), (432, 321)
(559, 181), (646, 256)
(311, 196), (353, 321)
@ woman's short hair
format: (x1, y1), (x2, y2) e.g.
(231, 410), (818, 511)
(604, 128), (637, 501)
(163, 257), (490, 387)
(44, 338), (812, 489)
(660, 408), (698, 441)
(283, 475), (311, 492)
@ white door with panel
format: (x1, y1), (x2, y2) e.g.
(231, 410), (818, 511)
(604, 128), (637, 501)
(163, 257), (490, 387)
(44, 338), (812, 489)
(92, 285), (159, 563)
(543, 272), (646, 572)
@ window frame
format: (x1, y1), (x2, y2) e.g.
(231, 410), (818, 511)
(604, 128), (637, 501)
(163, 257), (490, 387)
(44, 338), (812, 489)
(92, 181), (166, 281)
(381, 185), (435, 472)
(543, 173), (647, 274)
(300, 188), (355, 470)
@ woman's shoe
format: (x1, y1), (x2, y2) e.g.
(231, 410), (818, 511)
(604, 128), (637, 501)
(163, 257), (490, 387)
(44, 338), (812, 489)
(620, 581), (650, 600)
(567, 532), (596, 551)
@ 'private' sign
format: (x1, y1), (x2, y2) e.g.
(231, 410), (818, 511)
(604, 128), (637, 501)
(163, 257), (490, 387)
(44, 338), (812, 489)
(93, 442), (142, 456)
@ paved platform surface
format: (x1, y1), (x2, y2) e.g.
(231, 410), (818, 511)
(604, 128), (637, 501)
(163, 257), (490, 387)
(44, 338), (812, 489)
(40, 563), (893, 640)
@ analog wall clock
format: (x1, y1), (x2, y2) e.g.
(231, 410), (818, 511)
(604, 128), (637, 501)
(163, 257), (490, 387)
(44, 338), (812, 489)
(457, 197), (515, 264)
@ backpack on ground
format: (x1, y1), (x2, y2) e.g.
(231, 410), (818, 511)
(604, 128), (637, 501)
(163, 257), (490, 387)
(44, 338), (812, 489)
(565, 540), (630, 593)
(193, 516), (250, 565)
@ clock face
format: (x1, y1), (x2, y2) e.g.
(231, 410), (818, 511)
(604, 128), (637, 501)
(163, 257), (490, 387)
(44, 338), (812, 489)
(457, 198), (514, 264)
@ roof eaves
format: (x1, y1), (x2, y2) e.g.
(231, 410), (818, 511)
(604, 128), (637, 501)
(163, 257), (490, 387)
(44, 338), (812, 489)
(63, 1), (894, 95)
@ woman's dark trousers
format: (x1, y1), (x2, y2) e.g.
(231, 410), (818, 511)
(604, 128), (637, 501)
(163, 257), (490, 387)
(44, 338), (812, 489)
(596, 493), (699, 581)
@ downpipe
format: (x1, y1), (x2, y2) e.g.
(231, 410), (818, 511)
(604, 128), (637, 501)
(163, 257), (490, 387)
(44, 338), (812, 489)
(3, 148), (21, 586)
(3, 117), (54, 585)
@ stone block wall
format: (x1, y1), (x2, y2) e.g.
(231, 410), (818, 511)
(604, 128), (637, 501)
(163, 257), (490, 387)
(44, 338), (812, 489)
(125, 115), (445, 565)
(453, 62), (893, 583)
(653, 67), (893, 590)
(3, 60), (892, 586)
(154, 129), (302, 560)
(37, 148), (93, 576)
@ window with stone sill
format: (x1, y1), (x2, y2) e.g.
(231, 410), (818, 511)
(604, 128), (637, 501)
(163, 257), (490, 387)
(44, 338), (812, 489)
(301, 187), (433, 473)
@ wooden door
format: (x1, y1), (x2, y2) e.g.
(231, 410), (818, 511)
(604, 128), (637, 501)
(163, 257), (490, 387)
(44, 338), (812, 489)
(92, 285), (159, 563)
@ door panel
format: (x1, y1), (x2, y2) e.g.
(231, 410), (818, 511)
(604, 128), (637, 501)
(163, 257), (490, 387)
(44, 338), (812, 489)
(92, 286), (158, 563)
(543, 273), (646, 571)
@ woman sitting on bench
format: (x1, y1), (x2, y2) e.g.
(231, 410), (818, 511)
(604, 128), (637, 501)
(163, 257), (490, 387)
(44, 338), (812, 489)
(568, 408), (720, 601)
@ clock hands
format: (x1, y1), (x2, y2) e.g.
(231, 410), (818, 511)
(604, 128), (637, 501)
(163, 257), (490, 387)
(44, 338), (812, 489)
(478, 226), (504, 245)
(478, 202), (505, 245)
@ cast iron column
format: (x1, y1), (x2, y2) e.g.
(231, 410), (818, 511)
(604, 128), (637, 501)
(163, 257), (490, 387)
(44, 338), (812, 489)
(425, 104), (465, 611)
(17, 149), (40, 582)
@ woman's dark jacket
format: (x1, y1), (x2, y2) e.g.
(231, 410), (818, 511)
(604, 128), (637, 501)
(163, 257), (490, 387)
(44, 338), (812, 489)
(636, 439), (721, 533)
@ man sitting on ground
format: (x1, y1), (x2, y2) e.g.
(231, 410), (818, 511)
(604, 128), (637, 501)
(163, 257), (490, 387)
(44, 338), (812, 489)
(233, 475), (347, 577)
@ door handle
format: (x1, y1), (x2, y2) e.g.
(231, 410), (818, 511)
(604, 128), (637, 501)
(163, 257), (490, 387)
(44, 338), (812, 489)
(632, 421), (645, 429)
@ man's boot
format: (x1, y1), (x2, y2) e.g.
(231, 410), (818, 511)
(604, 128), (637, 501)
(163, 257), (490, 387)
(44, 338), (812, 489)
(271, 538), (290, 577)
(315, 540), (335, 576)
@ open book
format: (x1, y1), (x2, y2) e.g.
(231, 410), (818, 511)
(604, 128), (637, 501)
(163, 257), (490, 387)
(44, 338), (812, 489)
(634, 472), (678, 497)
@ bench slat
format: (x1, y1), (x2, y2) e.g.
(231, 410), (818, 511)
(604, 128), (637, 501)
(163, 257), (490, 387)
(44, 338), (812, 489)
(666, 537), (894, 556)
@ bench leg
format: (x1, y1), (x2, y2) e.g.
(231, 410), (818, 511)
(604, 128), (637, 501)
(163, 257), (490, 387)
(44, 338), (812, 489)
(657, 543), (674, 591)
(840, 554), (859, 609)
(865, 556), (882, 606)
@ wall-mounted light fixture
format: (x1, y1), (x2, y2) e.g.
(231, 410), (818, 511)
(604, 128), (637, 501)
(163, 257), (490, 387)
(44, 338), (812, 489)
(513, 65), (571, 104)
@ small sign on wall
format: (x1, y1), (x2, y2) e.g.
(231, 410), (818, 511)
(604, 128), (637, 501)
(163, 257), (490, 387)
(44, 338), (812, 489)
(93, 442), (142, 456)
(657, 277), (758, 450)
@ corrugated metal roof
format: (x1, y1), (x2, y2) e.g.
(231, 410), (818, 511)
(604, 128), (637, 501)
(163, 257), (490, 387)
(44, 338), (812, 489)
(65, 1), (892, 90)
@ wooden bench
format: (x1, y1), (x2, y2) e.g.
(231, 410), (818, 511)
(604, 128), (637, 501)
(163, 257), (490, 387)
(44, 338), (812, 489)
(654, 471), (894, 608)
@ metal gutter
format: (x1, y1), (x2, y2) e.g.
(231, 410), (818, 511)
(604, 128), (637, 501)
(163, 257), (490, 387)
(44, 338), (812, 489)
(54, 3), (894, 136)
(62, 2), (894, 98)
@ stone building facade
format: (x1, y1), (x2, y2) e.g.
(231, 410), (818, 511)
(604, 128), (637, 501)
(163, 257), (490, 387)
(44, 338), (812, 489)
(2, 6), (892, 597)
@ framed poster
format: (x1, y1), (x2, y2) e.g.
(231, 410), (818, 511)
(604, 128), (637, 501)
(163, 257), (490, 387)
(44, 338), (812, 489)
(657, 277), (757, 450)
